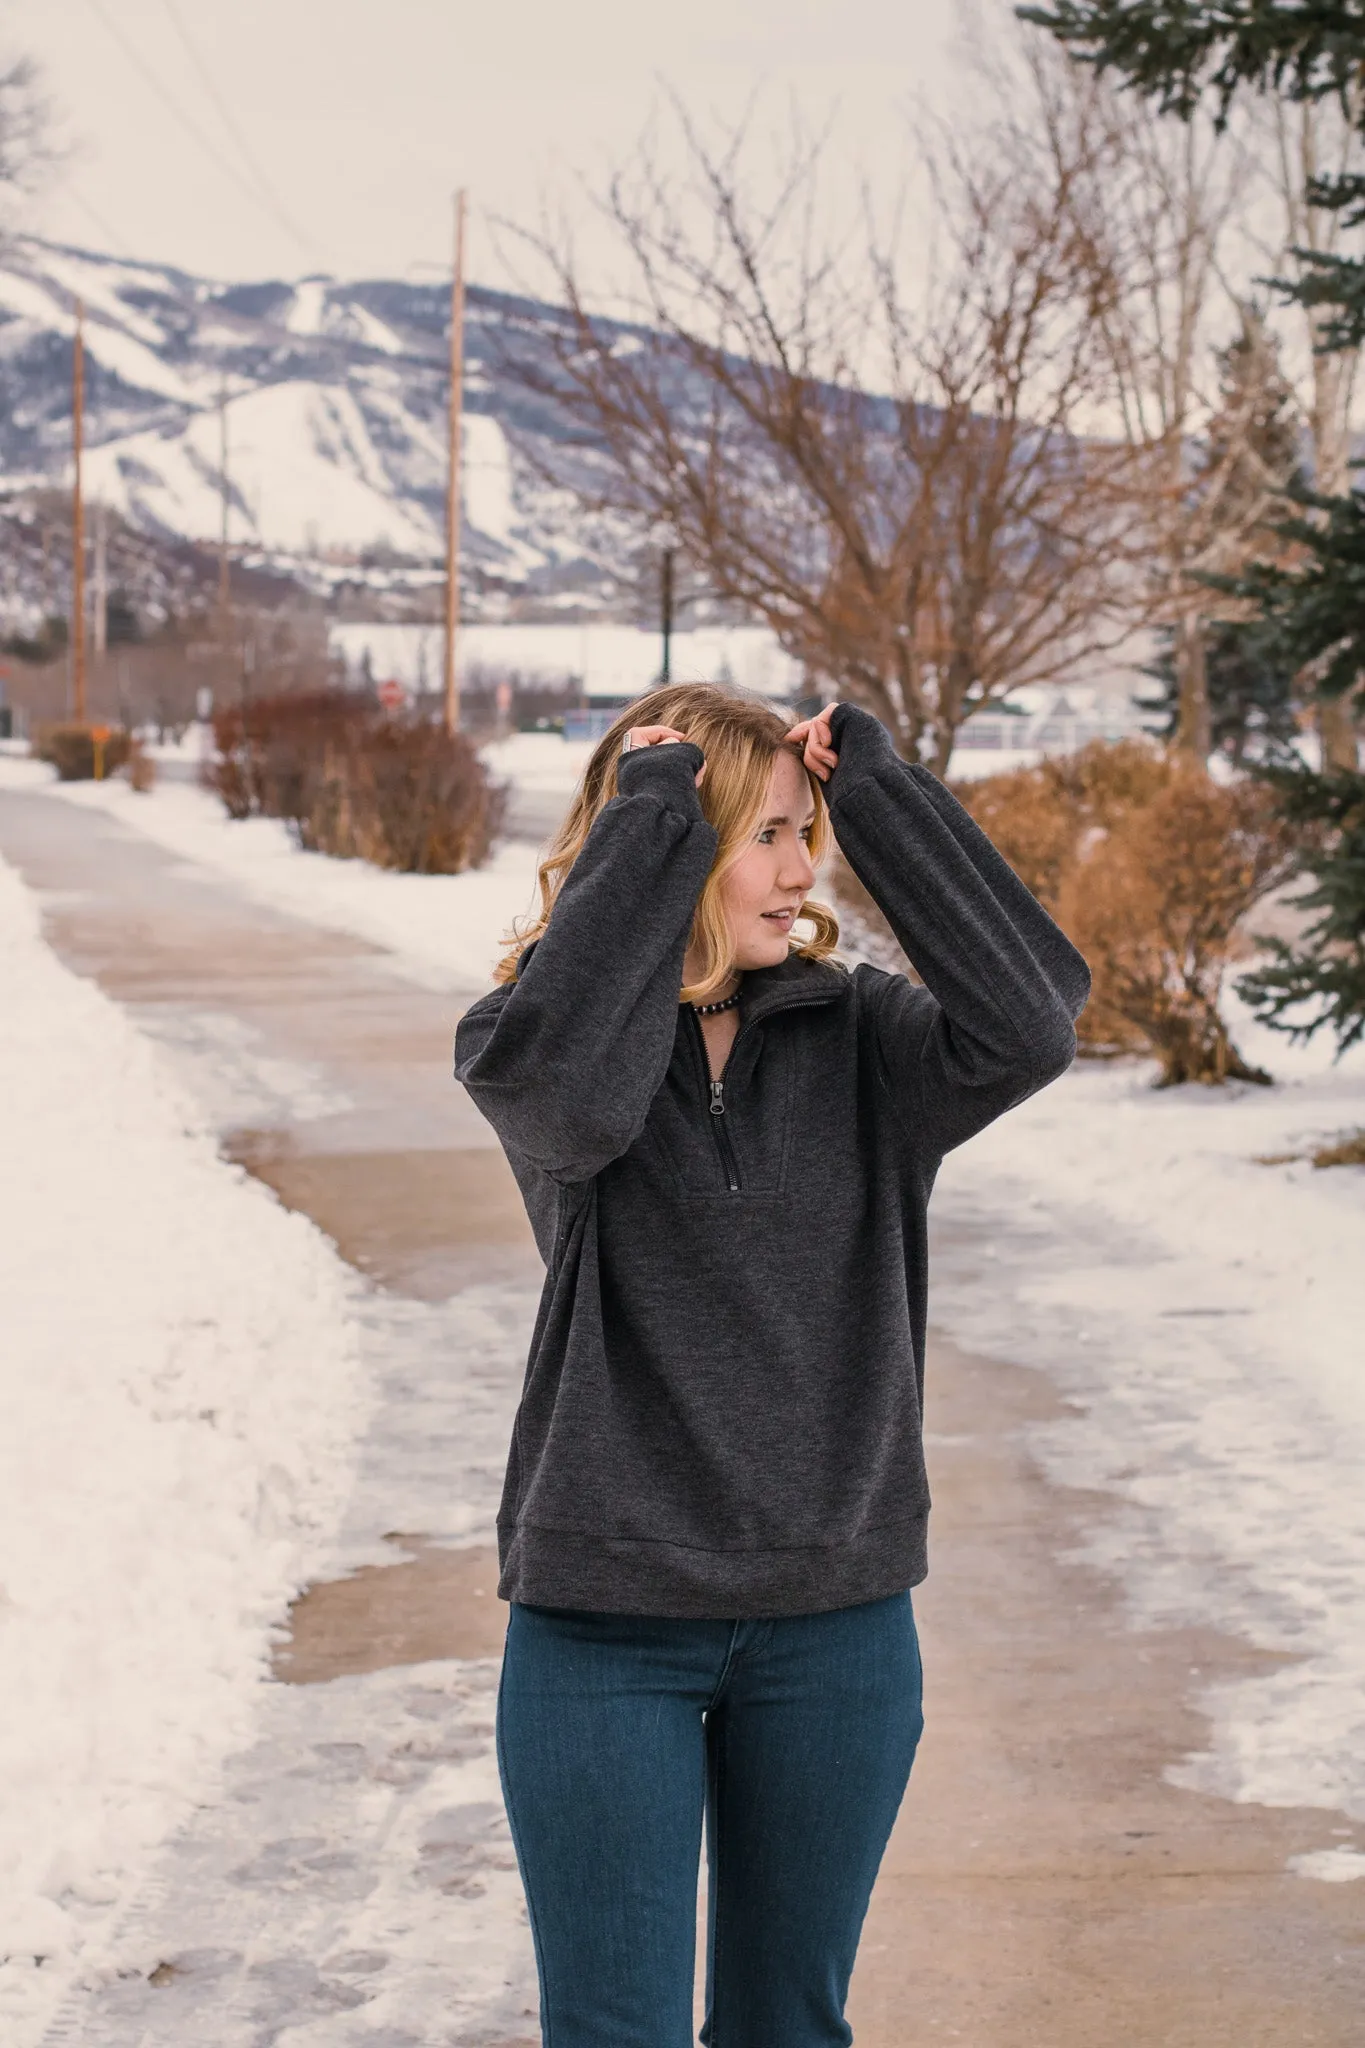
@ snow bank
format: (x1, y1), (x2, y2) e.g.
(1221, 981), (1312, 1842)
(0, 854), (370, 2044)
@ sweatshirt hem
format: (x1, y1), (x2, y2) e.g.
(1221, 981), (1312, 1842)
(495, 1517), (929, 1619)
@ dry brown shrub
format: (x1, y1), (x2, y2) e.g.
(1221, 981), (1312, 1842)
(1056, 770), (1296, 1085)
(204, 690), (507, 873)
(1311, 1130), (1365, 1168)
(955, 739), (1297, 1086)
(33, 723), (133, 782)
(204, 691), (344, 823)
(959, 740), (1173, 907)
(125, 741), (156, 793)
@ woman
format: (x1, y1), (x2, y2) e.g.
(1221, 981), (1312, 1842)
(454, 686), (1089, 2047)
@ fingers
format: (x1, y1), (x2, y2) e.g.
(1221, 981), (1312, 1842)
(623, 724), (692, 748)
(784, 702), (840, 782)
(621, 724), (706, 786)
(784, 702), (840, 742)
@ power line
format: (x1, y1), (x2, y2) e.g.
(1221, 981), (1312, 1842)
(158, 0), (317, 260)
(60, 186), (134, 257)
(83, 0), (317, 261)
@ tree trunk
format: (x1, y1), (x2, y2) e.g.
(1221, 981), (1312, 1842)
(1318, 692), (1361, 772)
(1173, 612), (1211, 762)
(1151, 999), (1271, 1088)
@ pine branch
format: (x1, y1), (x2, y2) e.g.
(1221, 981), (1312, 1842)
(1019, 2), (1365, 121)
(1022, 3), (1365, 340)
(1235, 759), (1365, 1048)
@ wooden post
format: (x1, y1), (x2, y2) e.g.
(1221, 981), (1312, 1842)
(218, 378), (232, 672)
(661, 546), (675, 684)
(93, 500), (108, 658)
(72, 298), (87, 726)
(444, 189), (467, 737)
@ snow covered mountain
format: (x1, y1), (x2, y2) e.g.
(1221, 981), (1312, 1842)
(0, 236), (629, 604)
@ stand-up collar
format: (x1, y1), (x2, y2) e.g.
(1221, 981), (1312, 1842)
(515, 935), (851, 1027)
(730, 950), (851, 1028)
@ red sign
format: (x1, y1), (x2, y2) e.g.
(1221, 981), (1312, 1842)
(377, 678), (407, 711)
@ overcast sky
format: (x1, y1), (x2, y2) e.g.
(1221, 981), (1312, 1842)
(9, 0), (963, 290)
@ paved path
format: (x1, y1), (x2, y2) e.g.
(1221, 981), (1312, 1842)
(0, 792), (542, 2046)
(1, 785), (1361, 2046)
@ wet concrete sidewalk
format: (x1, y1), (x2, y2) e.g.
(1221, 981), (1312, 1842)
(2, 785), (1361, 2045)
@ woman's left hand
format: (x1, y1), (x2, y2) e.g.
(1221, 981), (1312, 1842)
(785, 701), (841, 782)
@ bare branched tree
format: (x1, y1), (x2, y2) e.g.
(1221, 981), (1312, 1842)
(1265, 92), (1364, 768)
(1062, 79), (1270, 758)
(0, 51), (52, 243)
(493, 58), (1146, 771)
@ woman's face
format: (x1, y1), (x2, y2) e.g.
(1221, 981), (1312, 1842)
(721, 747), (819, 969)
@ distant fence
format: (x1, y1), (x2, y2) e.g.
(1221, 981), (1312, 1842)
(954, 705), (1143, 754)
(563, 708), (625, 741)
(558, 700), (1144, 752)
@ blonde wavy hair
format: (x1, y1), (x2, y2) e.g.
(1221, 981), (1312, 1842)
(494, 683), (844, 1003)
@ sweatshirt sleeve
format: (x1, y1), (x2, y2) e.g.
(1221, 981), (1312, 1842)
(453, 739), (719, 1185)
(819, 701), (1091, 1156)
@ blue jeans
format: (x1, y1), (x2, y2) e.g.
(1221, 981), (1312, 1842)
(496, 1592), (924, 2047)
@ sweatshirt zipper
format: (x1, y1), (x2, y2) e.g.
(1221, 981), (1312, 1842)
(683, 983), (843, 1194)
(686, 1005), (742, 1192)
(708, 1076), (742, 1192)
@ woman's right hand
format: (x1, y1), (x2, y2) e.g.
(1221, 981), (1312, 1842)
(621, 725), (706, 787)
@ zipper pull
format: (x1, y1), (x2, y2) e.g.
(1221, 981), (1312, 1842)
(709, 1080), (725, 1115)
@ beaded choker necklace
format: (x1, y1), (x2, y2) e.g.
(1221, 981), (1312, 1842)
(693, 987), (742, 1015)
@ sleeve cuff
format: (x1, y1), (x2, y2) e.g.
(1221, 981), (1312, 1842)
(822, 702), (903, 803)
(615, 738), (707, 815)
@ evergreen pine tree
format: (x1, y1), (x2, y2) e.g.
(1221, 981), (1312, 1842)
(1139, 618), (1299, 764)
(1023, 0), (1365, 1052)
(1141, 308), (1303, 759)
(1234, 764), (1365, 1051)
(1199, 307), (1303, 533)
(1019, 2), (1365, 345)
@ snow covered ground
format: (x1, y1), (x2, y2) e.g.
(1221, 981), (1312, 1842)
(0, 853), (371, 2043)
(930, 1008), (1365, 1870)
(3, 742), (1364, 1887)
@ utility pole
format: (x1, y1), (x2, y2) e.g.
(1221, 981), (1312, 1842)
(71, 298), (87, 725)
(443, 188), (467, 737)
(661, 546), (675, 685)
(93, 500), (108, 658)
(218, 378), (232, 658)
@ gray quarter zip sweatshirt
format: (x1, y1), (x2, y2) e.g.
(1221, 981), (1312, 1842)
(453, 700), (1090, 1618)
